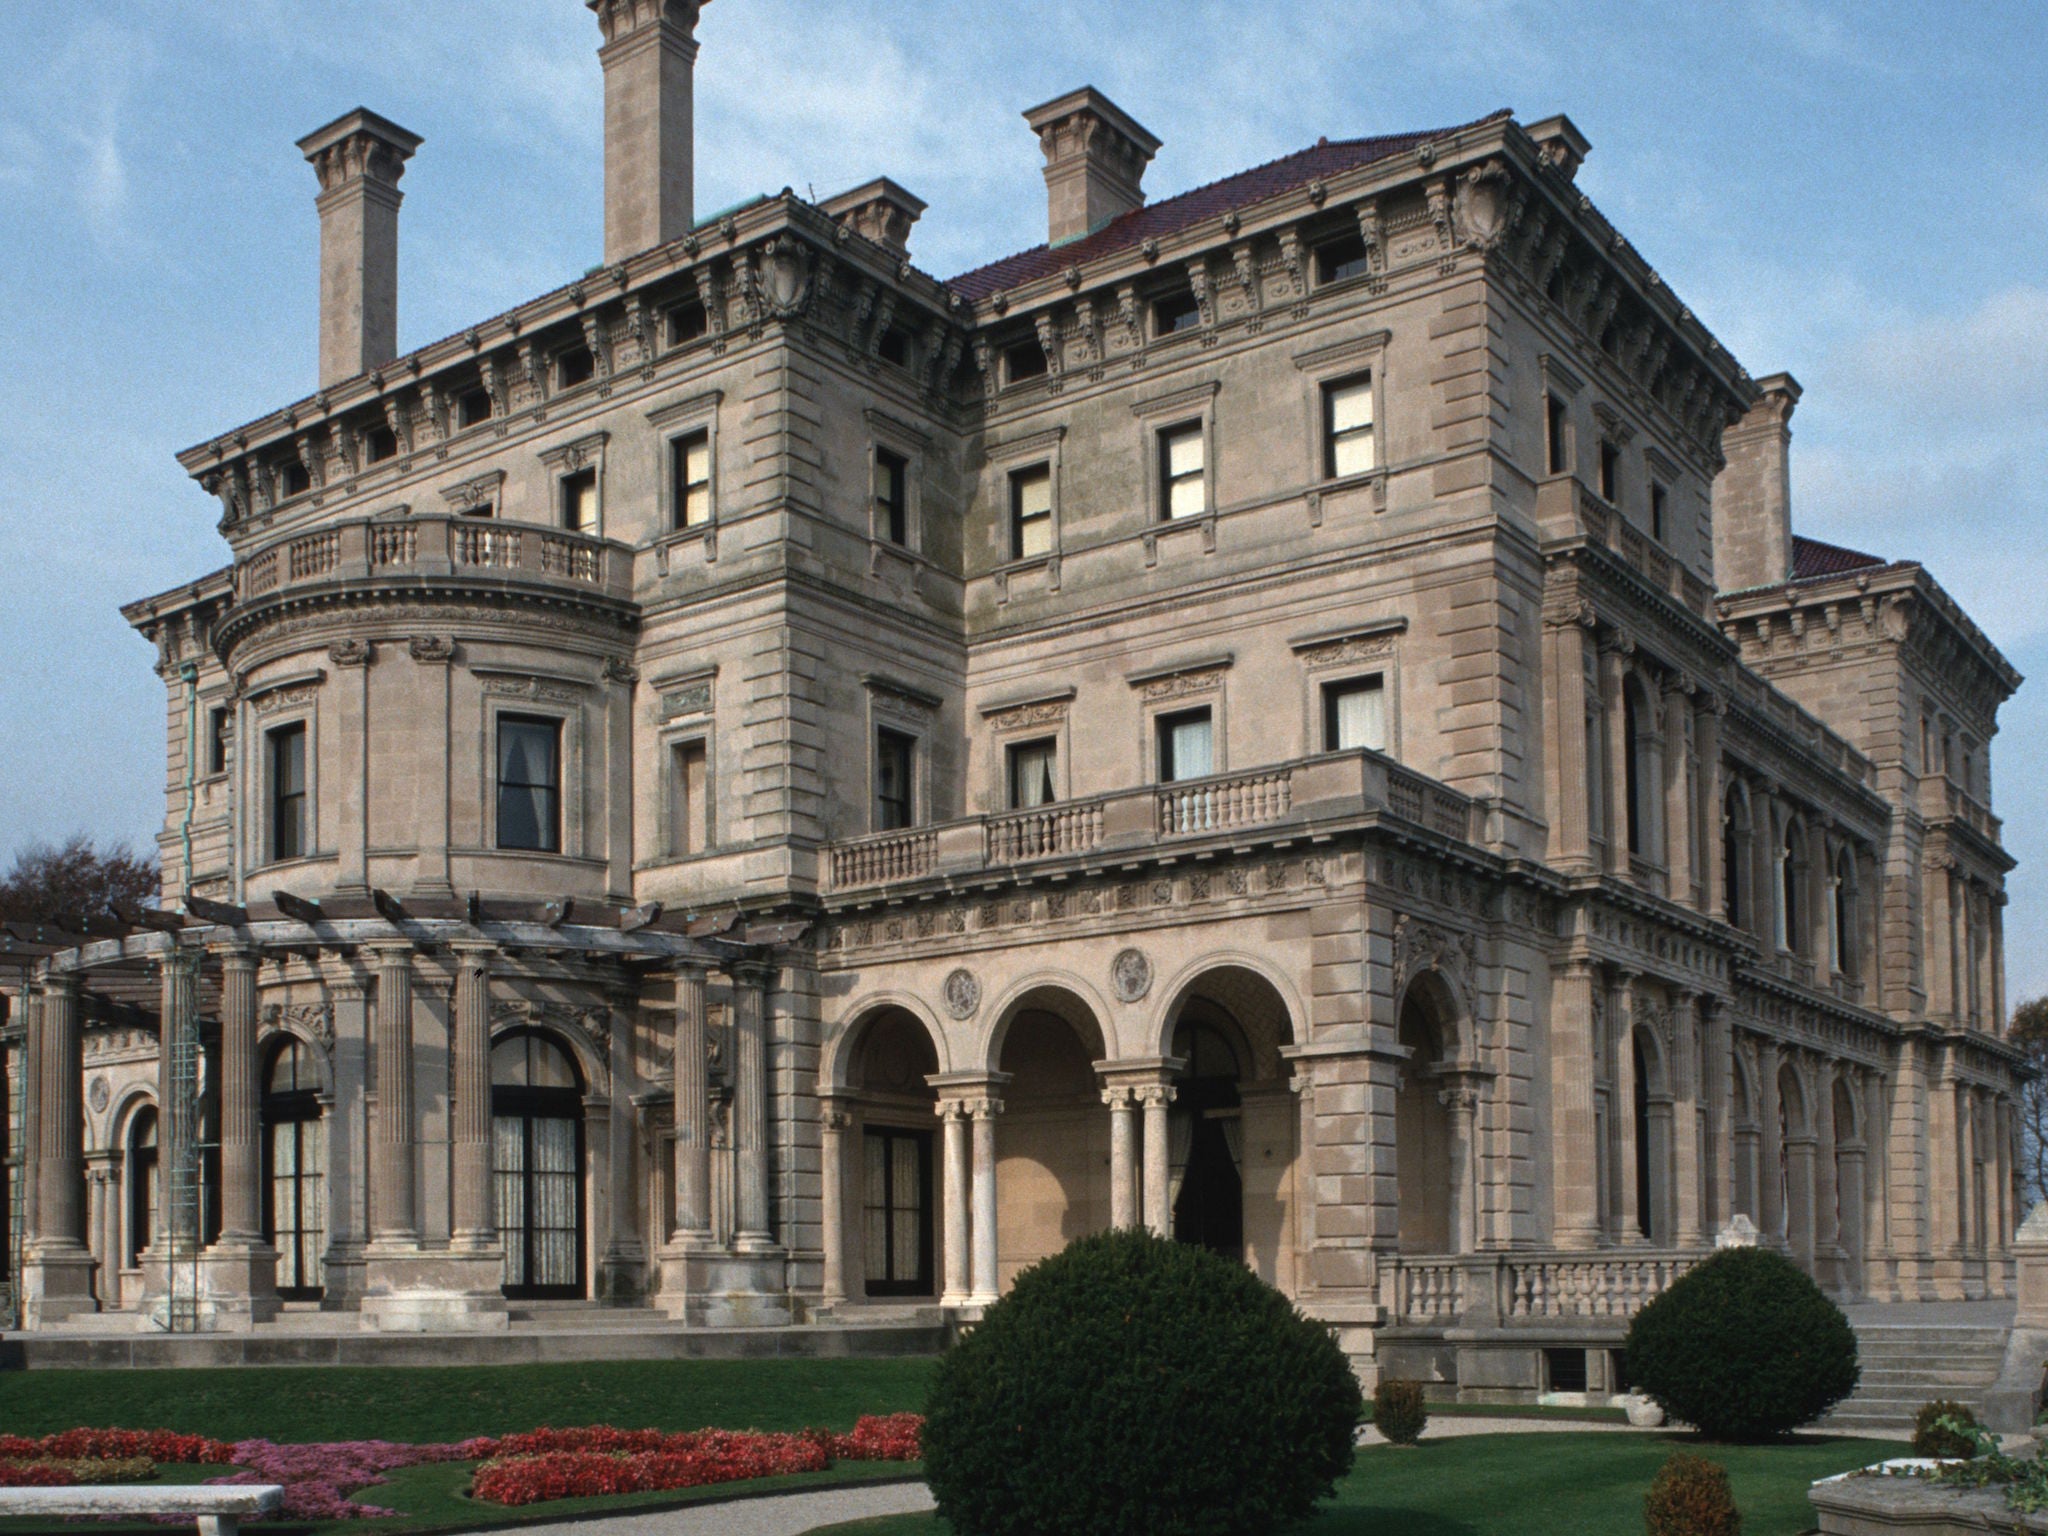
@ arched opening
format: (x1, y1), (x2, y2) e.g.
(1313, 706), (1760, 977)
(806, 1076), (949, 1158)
(1777, 1063), (1810, 1262)
(491, 1029), (586, 1300)
(126, 1105), (158, 1268)
(1623, 677), (1655, 858)
(1832, 1077), (1863, 1295)
(1632, 1031), (1654, 1240)
(846, 1008), (939, 1299)
(1169, 1014), (1244, 1259)
(1832, 849), (1858, 980)
(1723, 783), (1751, 930)
(262, 1036), (326, 1299)
(1395, 982), (1455, 1254)
(993, 988), (1109, 1287)
(1732, 1059), (1759, 1223)
(1780, 816), (1805, 955)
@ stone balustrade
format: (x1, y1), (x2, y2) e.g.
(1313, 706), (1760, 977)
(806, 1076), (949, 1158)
(824, 749), (1478, 893)
(233, 514), (630, 604)
(1380, 1250), (1700, 1327)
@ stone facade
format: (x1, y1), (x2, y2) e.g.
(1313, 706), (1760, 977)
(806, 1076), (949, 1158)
(0, 6), (2025, 1393)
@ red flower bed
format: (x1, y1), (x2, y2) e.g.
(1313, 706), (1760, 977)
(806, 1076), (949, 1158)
(0, 1462), (75, 1488)
(808, 1413), (924, 1462)
(471, 1431), (829, 1506)
(0, 1429), (234, 1465)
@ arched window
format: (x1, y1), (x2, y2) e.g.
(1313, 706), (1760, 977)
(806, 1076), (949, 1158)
(1631, 1032), (1653, 1239)
(1623, 683), (1644, 856)
(263, 1037), (325, 1298)
(1169, 1015), (1244, 1258)
(492, 1030), (586, 1299)
(127, 1106), (159, 1268)
(1832, 849), (1857, 980)
(1780, 817), (1804, 954)
(1722, 784), (1750, 930)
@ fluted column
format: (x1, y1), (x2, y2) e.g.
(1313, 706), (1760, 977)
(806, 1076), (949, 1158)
(156, 949), (202, 1252)
(33, 974), (84, 1249)
(1442, 1080), (1479, 1255)
(970, 1096), (1001, 1300)
(730, 964), (773, 1249)
(1672, 991), (1703, 1248)
(1601, 644), (1633, 875)
(1139, 1083), (1174, 1237)
(215, 948), (263, 1244)
(1103, 1086), (1138, 1230)
(671, 964), (711, 1240)
(818, 1105), (850, 1308)
(938, 1100), (970, 1304)
(369, 943), (418, 1245)
(450, 945), (497, 1249)
(1552, 960), (1601, 1249)
(20, 986), (42, 1244)
(1700, 699), (1726, 920)
(1758, 1040), (1785, 1245)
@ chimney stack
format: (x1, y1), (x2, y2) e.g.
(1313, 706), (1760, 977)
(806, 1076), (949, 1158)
(1022, 88), (1160, 247)
(1712, 372), (1803, 592)
(588, 0), (709, 264)
(298, 109), (422, 390)
(820, 178), (927, 261)
(1524, 114), (1591, 181)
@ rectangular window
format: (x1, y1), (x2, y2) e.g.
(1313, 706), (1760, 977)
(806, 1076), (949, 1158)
(1315, 234), (1371, 284)
(1546, 395), (1569, 475)
(668, 740), (708, 858)
(364, 425), (398, 463)
(876, 447), (909, 546)
(279, 462), (311, 498)
(671, 430), (712, 529)
(560, 468), (598, 536)
(1322, 676), (1387, 753)
(1004, 340), (1048, 384)
(875, 728), (916, 831)
(1007, 738), (1058, 810)
(861, 1127), (933, 1296)
(665, 300), (707, 348)
(557, 347), (595, 389)
(1157, 708), (1214, 783)
(496, 715), (561, 853)
(1322, 374), (1375, 478)
(1159, 422), (1206, 520)
(877, 327), (912, 367)
(1651, 481), (1667, 542)
(207, 707), (231, 777)
(1153, 291), (1202, 336)
(457, 387), (492, 429)
(1010, 464), (1053, 560)
(1599, 440), (1621, 502)
(269, 723), (307, 863)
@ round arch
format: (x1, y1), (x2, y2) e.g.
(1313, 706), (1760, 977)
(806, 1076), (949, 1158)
(820, 993), (952, 1093)
(1630, 1020), (1670, 1097)
(1395, 968), (1470, 1065)
(1148, 953), (1304, 1071)
(976, 974), (1113, 1074)
(257, 1022), (336, 1099)
(488, 1010), (609, 1102)
(1777, 1057), (1813, 1137)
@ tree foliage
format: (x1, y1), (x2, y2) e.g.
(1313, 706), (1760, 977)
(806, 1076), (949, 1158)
(0, 835), (159, 924)
(2011, 997), (2048, 1207)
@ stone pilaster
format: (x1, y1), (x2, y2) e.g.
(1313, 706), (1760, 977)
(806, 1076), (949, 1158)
(817, 1102), (851, 1310)
(1550, 960), (1601, 1249)
(21, 973), (95, 1324)
(368, 944), (418, 1246)
(448, 945), (497, 1251)
(1671, 991), (1703, 1249)
(730, 964), (773, 1250)
(670, 963), (711, 1240)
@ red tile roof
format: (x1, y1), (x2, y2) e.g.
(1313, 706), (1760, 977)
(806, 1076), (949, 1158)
(946, 110), (1513, 302)
(1791, 535), (1891, 582)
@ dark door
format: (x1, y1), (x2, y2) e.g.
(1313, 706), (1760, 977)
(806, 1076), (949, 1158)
(492, 1032), (586, 1300)
(862, 1127), (934, 1297)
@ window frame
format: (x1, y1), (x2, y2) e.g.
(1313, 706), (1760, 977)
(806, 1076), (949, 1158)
(664, 299), (709, 350)
(555, 345), (596, 391)
(495, 712), (564, 855)
(646, 390), (724, 548)
(1158, 421), (1206, 521)
(1133, 382), (1220, 533)
(456, 385), (493, 431)
(1599, 438), (1622, 504)
(1294, 332), (1388, 491)
(1292, 623), (1403, 761)
(1320, 673), (1389, 755)
(1003, 338), (1048, 387)
(1151, 289), (1202, 339)
(539, 432), (609, 541)
(266, 719), (310, 866)
(664, 734), (713, 861)
(875, 446), (910, 545)
(1321, 372), (1378, 481)
(1009, 462), (1054, 562)
(873, 725), (919, 832)
(205, 703), (232, 780)
(1005, 737), (1060, 811)
(1155, 706), (1217, 785)
(1313, 232), (1372, 286)
(1650, 480), (1668, 543)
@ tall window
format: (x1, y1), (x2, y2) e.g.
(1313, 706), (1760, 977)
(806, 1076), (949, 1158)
(560, 468), (598, 536)
(497, 715), (561, 853)
(128, 1107), (159, 1267)
(207, 706), (231, 776)
(1779, 820), (1802, 954)
(1832, 850), (1856, 979)
(671, 430), (712, 528)
(269, 723), (307, 863)
(875, 728), (915, 830)
(1322, 375), (1375, 478)
(1007, 738), (1058, 809)
(876, 447), (909, 545)
(1010, 464), (1053, 560)
(1623, 684), (1644, 857)
(1159, 422), (1205, 520)
(1651, 481), (1668, 542)
(862, 1128), (933, 1297)
(1599, 439), (1621, 502)
(1546, 395), (1569, 475)
(1157, 708), (1214, 783)
(1322, 676), (1387, 753)
(264, 1037), (325, 1299)
(1153, 291), (1201, 337)
(1723, 785), (1749, 931)
(493, 1031), (585, 1299)
(668, 740), (708, 858)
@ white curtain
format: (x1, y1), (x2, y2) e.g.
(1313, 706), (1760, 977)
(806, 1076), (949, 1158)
(1167, 1110), (1197, 1213)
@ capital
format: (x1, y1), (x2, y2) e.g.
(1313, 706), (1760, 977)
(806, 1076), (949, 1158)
(297, 109), (421, 196)
(587, 0), (706, 46)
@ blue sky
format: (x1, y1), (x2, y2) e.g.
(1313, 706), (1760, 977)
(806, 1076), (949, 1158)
(2, 1), (2044, 992)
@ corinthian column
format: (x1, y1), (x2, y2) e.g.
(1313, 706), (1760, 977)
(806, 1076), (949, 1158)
(449, 945), (496, 1250)
(157, 948), (202, 1255)
(215, 948), (263, 1244)
(369, 944), (418, 1245)
(1139, 1082), (1175, 1237)
(1103, 1086), (1138, 1230)
(730, 964), (773, 1249)
(818, 1105), (850, 1308)
(671, 964), (710, 1240)
(34, 974), (85, 1249)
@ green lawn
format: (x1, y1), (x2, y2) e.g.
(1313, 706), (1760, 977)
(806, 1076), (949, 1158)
(809, 1431), (1909, 1536)
(0, 1357), (938, 1443)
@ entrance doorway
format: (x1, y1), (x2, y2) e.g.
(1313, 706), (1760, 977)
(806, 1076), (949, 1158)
(1170, 1017), (1244, 1258)
(491, 1030), (586, 1299)
(262, 1037), (326, 1298)
(862, 1127), (933, 1296)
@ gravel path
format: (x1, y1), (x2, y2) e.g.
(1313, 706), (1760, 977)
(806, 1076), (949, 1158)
(476, 1479), (935, 1536)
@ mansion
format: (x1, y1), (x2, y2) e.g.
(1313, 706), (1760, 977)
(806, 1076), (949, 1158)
(0, 0), (2026, 1395)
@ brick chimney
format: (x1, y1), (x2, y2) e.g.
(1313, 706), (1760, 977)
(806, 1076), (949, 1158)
(297, 109), (421, 389)
(820, 178), (927, 261)
(587, 0), (709, 264)
(1022, 87), (1160, 247)
(1712, 372), (1803, 593)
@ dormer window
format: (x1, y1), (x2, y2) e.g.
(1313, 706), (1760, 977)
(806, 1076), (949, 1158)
(1152, 290), (1201, 337)
(1314, 233), (1371, 285)
(1004, 340), (1048, 385)
(279, 462), (312, 498)
(457, 387), (492, 429)
(364, 426), (398, 464)
(665, 300), (708, 348)
(557, 346), (595, 389)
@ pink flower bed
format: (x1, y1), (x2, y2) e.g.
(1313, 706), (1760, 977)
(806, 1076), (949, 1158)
(209, 1439), (472, 1522)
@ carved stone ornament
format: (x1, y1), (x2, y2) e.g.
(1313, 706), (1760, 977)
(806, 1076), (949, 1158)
(88, 1075), (110, 1114)
(943, 968), (982, 1021)
(1111, 948), (1154, 1004)
(1392, 914), (1476, 1015)
(328, 638), (374, 668)
(408, 635), (455, 664)
(260, 1002), (336, 1051)
(660, 683), (712, 720)
(1138, 667), (1226, 702)
(762, 238), (812, 317)
(1451, 160), (1516, 251)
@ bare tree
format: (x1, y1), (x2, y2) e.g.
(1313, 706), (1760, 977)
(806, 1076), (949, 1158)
(0, 834), (159, 924)
(2013, 997), (2048, 1209)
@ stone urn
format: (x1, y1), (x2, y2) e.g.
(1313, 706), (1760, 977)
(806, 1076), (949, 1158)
(1623, 1393), (1667, 1428)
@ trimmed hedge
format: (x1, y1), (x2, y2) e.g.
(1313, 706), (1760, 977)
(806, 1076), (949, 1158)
(1913, 1399), (1983, 1459)
(1373, 1380), (1428, 1445)
(1643, 1450), (1741, 1536)
(1623, 1247), (1858, 1442)
(922, 1229), (1363, 1536)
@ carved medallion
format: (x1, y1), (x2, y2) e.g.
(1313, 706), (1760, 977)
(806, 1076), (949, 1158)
(943, 969), (982, 1021)
(1111, 948), (1153, 1004)
(88, 1075), (110, 1114)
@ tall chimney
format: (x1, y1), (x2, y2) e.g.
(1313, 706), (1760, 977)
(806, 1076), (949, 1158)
(588, 0), (708, 264)
(1022, 87), (1160, 247)
(297, 108), (422, 390)
(1712, 372), (1803, 593)
(820, 178), (927, 261)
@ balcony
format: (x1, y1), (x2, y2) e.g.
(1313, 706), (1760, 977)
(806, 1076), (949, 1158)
(232, 514), (633, 607)
(1920, 776), (2003, 846)
(825, 750), (1477, 895)
(1536, 476), (1714, 620)
(1381, 1250), (1700, 1329)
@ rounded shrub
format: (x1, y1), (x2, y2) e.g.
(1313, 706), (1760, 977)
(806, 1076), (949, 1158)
(1373, 1379), (1428, 1445)
(1913, 1399), (1984, 1459)
(1623, 1246), (1859, 1442)
(1643, 1450), (1740, 1536)
(922, 1228), (1363, 1536)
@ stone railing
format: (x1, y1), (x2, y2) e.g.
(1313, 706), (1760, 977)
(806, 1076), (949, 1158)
(824, 749), (1477, 893)
(1922, 778), (2003, 845)
(1382, 1250), (1700, 1327)
(233, 514), (629, 604)
(1535, 476), (1713, 621)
